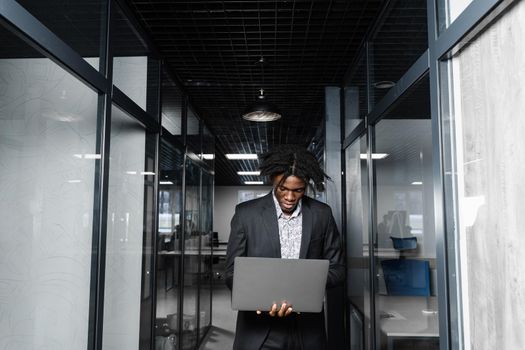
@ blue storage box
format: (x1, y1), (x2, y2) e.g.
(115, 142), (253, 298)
(390, 236), (417, 250)
(381, 259), (431, 296)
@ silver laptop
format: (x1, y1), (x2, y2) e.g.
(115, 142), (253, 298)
(232, 257), (329, 313)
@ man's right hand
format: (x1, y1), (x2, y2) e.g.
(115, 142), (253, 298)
(256, 302), (293, 317)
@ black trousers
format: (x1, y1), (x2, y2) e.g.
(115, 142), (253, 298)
(260, 315), (303, 350)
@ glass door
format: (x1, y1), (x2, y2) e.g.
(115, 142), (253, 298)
(345, 134), (370, 349)
(198, 169), (213, 342)
(155, 139), (184, 350)
(371, 76), (440, 350)
(181, 157), (201, 349)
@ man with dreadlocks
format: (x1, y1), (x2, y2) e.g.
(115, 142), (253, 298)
(225, 146), (344, 350)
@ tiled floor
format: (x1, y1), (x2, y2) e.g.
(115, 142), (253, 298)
(198, 283), (237, 350)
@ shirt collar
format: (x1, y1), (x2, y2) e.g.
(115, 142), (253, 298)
(272, 190), (302, 219)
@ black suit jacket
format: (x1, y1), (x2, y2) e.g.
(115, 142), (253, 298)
(225, 192), (344, 350)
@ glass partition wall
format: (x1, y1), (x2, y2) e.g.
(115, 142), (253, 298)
(0, 24), (100, 350)
(182, 157), (201, 349)
(0, 1), (214, 350)
(155, 111), (214, 350)
(341, 0), (523, 349)
(199, 169), (214, 342)
(371, 77), (439, 350)
(156, 139), (184, 350)
(345, 136), (371, 350)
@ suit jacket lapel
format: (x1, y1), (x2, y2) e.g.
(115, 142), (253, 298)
(261, 193), (281, 258)
(300, 198), (312, 259)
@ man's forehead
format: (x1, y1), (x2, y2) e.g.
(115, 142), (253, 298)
(276, 175), (306, 189)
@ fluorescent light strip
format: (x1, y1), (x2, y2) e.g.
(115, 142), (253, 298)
(226, 153), (258, 160)
(411, 181), (423, 185)
(201, 154), (215, 160)
(244, 181), (264, 185)
(237, 171), (261, 176)
(359, 153), (389, 159)
(73, 154), (101, 159)
(84, 154), (101, 159)
(141, 172), (156, 176)
(160, 181), (174, 185)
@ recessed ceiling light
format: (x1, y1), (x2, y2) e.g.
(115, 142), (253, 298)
(244, 181), (264, 185)
(373, 81), (395, 89)
(237, 171), (261, 176)
(226, 154), (258, 160)
(359, 153), (389, 159)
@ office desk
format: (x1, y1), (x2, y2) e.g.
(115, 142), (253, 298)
(377, 295), (439, 350)
(158, 248), (228, 288)
(158, 248), (226, 256)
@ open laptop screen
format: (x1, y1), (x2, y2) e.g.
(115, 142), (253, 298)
(232, 257), (329, 313)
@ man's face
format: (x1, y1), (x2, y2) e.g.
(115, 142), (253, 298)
(272, 174), (306, 215)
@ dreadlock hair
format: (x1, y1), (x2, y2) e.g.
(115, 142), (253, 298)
(258, 145), (330, 192)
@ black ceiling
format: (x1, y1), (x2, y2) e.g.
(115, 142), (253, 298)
(3, 0), (430, 186)
(126, 0), (385, 185)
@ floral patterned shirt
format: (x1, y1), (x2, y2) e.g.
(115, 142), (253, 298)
(272, 191), (302, 259)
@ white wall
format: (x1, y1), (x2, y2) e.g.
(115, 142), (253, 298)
(213, 186), (272, 242)
(447, 2), (525, 348)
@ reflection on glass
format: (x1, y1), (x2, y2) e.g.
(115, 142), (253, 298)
(199, 170), (214, 341)
(201, 125), (215, 168)
(112, 4), (152, 111)
(0, 26), (98, 349)
(372, 76), (439, 349)
(345, 135), (370, 349)
(156, 139), (184, 350)
(162, 68), (183, 136)
(16, 0), (106, 70)
(102, 105), (147, 349)
(440, 2), (525, 348)
(369, 0), (427, 107)
(344, 53), (367, 136)
(182, 158), (201, 349)
(187, 106), (201, 154)
(437, 0), (473, 34)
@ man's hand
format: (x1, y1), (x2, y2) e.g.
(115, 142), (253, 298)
(256, 302), (293, 317)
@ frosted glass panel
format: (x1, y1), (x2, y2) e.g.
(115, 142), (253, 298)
(102, 105), (146, 349)
(0, 53), (98, 348)
(113, 56), (148, 109)
(437, 0), (473, 33)
(441, 2), (525, 349)
(112, 4), (149, 110)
